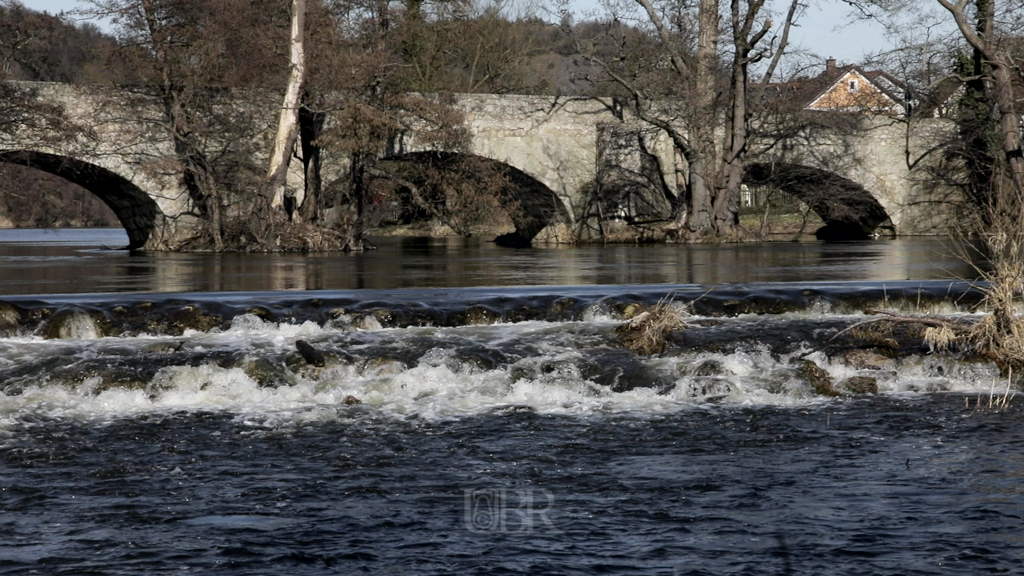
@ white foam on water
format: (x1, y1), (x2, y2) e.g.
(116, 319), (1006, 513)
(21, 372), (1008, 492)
(581, 302), (619, 323)
(0, 317), (1009, 428)
(185, 314), (324, 343)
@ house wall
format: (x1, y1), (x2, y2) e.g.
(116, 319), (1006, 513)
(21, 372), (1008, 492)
(807, 71), (900, 114)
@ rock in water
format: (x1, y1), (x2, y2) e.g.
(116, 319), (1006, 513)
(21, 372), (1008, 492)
(0, 301), (22, 332)
(40, 308), (110, 340)
(837, 376), (878, 395)
(244, 358), (296, 387)
(795, 359), (836, 396)
(296, 339), (326, 367)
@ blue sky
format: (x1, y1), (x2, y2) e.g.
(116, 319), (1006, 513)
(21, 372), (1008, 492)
(29, 0), (905, 65)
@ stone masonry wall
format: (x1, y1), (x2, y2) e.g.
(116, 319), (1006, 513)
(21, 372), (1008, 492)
(1, 82), (961, 244)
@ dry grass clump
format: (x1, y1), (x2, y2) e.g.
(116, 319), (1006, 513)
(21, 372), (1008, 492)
(958, 286), (1024, 374)
(831, 195), (1024, 410)
(938, 215), (1024, 374)
(923, 324), (959, 351)
(616, 296), (689, 355)
(949, 185), (1024, 409)
(830, 310), (961, 352)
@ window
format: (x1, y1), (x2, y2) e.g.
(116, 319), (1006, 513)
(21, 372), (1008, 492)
(848, 80), (858, 92)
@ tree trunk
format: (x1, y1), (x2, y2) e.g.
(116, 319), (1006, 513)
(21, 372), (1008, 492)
(716, 0), (772, 236)
(696, 0), (719, 109)
(672, 148), (689, 222)
(178, 143), (224, 250)
(267, 0), (306, 215)
(682, 156), (712, 231)
(686, 0), (720, 233)
(342, 153), (368, 251)
(716, 9), (747, 236)
(990, 59), (1024, 198)
(298, 101), (324, 223)
(956, 0), (995, 210)
(714, 0), (764, 236)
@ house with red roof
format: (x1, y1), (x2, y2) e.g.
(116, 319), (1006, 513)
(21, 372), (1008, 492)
(760, 58), (913, 116)
(803, 59), (911, 115)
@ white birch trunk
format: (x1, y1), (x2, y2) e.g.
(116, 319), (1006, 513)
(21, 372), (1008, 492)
(268, 0), (306, 211)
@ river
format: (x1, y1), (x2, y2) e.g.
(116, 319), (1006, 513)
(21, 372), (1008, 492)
(0, 229), (1020, 575)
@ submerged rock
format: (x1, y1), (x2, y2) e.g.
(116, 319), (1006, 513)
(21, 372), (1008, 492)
(40, 307), (116, 339)
(168, 305), (223, 334)
(837, 376), (879, 395)
(285, 347), (355, 370)
(839, 349), (894, 370)
(78, 368), (150, 393)
(244, 306), (278, 322)
(343, 395), (361, 405)
(548, 297), (580, 320)
(0, 301), (23, 333)
(488, 404), (536, 415)
(621, 303), (643, 319)
(244, 358), (296, 387)
(50, 358), (154, 392)
(794, 359), (837, 396)
(448, 305), (502, 326)
(509, 358), (581, 383)
(674, 359), (735, 398)
(692, 359), (727, 377)
(464, 305), (502, 325)
(446, 346), (507, 373)
(141, 341), (183, 354)
(583, 360), (670, 393)
(355, 312), (387, 330)
(363, 356), (413, 375)
(675, 378), (733, 399)
(501, 304), (546, 324)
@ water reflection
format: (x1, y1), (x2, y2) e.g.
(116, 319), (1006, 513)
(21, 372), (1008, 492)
(0, 228), (978, 295)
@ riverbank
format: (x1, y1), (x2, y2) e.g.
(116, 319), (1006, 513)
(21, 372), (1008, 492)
(366, 207), (827, 244)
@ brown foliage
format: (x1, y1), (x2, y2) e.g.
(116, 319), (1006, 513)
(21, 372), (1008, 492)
(375, 153), (513, 236)
(0, 1), (118, 83)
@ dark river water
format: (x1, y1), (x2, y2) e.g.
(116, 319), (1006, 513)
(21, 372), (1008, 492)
(0, 228), (977, 293)
(1, 229), (1021, 575)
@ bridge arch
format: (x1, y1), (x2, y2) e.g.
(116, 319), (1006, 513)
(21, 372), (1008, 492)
(0, 150), (162, 249)
(379, 151), (569, 246)
(743, 162), (895, 240)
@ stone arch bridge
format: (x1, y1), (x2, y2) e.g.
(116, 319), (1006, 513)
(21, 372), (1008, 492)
(0, 82), (955, 249)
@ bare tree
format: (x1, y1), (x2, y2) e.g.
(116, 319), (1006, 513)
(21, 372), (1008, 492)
(81, 0), (324, 250)
(936, 0), (1023, 198)
(837, 0), (1024, 371)
(716, 0), (773, 233)
(574, 0), (800, 239)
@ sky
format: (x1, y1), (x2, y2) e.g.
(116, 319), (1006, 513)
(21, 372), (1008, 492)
(27, 0), (919, 66)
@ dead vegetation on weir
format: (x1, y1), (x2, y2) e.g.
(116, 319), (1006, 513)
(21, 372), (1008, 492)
(826, 188), (1024, 409)
(616, 295), (689, 355)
